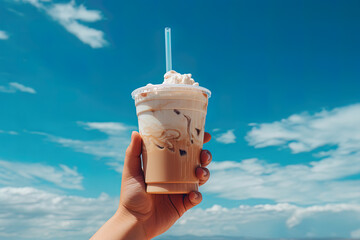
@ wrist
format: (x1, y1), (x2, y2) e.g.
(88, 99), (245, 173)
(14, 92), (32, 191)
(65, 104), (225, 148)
(90, 206), (148, 240)
(112, 206), (148, 240)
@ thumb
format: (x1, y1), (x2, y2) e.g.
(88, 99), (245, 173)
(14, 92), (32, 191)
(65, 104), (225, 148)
(122, 131), (143, 178)
(183, 191), (202, 212)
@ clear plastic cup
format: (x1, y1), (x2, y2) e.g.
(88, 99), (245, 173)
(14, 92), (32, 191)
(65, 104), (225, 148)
(132, 84), (211, 193)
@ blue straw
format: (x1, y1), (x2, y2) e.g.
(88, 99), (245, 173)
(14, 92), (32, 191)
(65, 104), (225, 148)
(165, 27), (172, 72)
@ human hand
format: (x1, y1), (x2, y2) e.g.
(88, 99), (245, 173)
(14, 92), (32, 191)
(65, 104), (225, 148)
(90, 131), (212, 240)
(119, 131), (212, 239)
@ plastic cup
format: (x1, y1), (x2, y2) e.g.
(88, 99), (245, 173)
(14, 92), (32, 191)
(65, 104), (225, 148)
(132, 84), (211, 194)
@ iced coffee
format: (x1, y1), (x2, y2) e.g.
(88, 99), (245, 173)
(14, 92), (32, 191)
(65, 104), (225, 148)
(132, 70), (211, 194)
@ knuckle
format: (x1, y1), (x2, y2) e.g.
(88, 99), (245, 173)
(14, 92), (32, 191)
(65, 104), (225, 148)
(202, 149), (209, 154)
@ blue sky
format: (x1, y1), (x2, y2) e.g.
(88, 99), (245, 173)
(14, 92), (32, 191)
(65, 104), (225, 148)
(1, 0), (360, 239)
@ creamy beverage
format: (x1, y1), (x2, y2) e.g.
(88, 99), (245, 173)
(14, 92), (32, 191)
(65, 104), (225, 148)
(132, 70), (211, 194)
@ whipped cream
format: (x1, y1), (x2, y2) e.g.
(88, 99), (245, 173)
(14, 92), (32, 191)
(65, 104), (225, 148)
(163, 70), (199, 86)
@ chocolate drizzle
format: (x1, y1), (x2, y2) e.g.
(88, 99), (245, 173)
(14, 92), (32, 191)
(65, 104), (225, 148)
(179, 149), (187, 156)
(156, 144), (164, 149)
(195, 128), (201, 136)
(148, 129), (180, 152)
(183, 114), (192, 144)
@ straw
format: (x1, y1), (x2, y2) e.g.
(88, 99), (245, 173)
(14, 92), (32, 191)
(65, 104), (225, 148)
(165, 27), (172, 72)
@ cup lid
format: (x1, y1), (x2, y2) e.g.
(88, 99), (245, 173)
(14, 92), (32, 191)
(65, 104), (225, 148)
(131, 84), (211, 99)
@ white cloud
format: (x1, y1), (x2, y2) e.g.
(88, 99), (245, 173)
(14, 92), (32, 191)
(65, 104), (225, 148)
(9, 82), (36, 93)
(0, 160), (83, 190)
(0, 30), (9, 40)
(19, 0), (107, 48)
(32, 122), (135, 173)
(79, 121), (131, 134)
(204, 104), (360, 205)
(215, 129), (236, 144)
(287, 204), (360, 228)
(106, 161), (124, 173)
(46, 1), (102, 22)
(61, 21), (106, 48)
(0, 130), (18, 135)
(351, 228), (360, 238)
(1, 187), (358, 239)
(21, 0), (49, 9)
(7, 8), (25, 16)
(165, 203), (360, 238)
(0, 82), (36, 94)
(0, 187), (117, 239)
(205, 157), (360, 205)
(246, 103), (360, 155)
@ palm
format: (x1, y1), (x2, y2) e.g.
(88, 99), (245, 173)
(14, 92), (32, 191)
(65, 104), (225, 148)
(121, 174), (185, 239)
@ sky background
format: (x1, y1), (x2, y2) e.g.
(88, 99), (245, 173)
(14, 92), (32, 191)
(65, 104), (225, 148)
(1, 0), (360, 239)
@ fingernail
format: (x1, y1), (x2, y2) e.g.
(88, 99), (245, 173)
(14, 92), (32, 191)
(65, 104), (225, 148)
(193, 192), (199, 199)
(202, 151), (210, 162)
(206, 152), (211, 161)
(203, 168), (208, 177)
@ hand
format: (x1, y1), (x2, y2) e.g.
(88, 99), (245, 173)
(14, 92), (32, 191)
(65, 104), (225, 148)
(119, 131), (212, 239)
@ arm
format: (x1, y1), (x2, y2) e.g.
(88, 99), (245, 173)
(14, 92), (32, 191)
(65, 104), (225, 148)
(90, 207), (147, 240)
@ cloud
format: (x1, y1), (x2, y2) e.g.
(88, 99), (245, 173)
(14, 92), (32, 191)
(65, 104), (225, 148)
(215, 129), (236, 144)
(205, 104), (360, 205)
(286, 204), (360, 228)
(79, 121), (131, 134)
(0, 160), (83, 190)
(0, 130), (18, 135)
(1, 187), (358, 239)
(9, 82), (36, 93)
(0, 187), (117, 239)
(32, 122), (135, 173)
(204, 157), (360, 205)
(165, 203), (360, 238)
(0, 30), (9, 40)
(7, 8), (25, 16)
(0, 82), (36, 94)
(246, 103), (360, 155)
(351, 228), (360, 238)
(19, 0), (107, 48)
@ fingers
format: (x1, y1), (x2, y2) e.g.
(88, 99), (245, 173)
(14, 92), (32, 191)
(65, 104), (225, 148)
(123, 131), (143, 178)
(203, 132), (211, 144)
(200, 150), (212, 167)
(196, 167), (210, 186)
(169, 191), (202, 217)
(183, 191), (202, 211)
(198, 149), (212, 186)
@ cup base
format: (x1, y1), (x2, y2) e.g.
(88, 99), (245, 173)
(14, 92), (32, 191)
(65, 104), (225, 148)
(146, 182), (198, 194)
